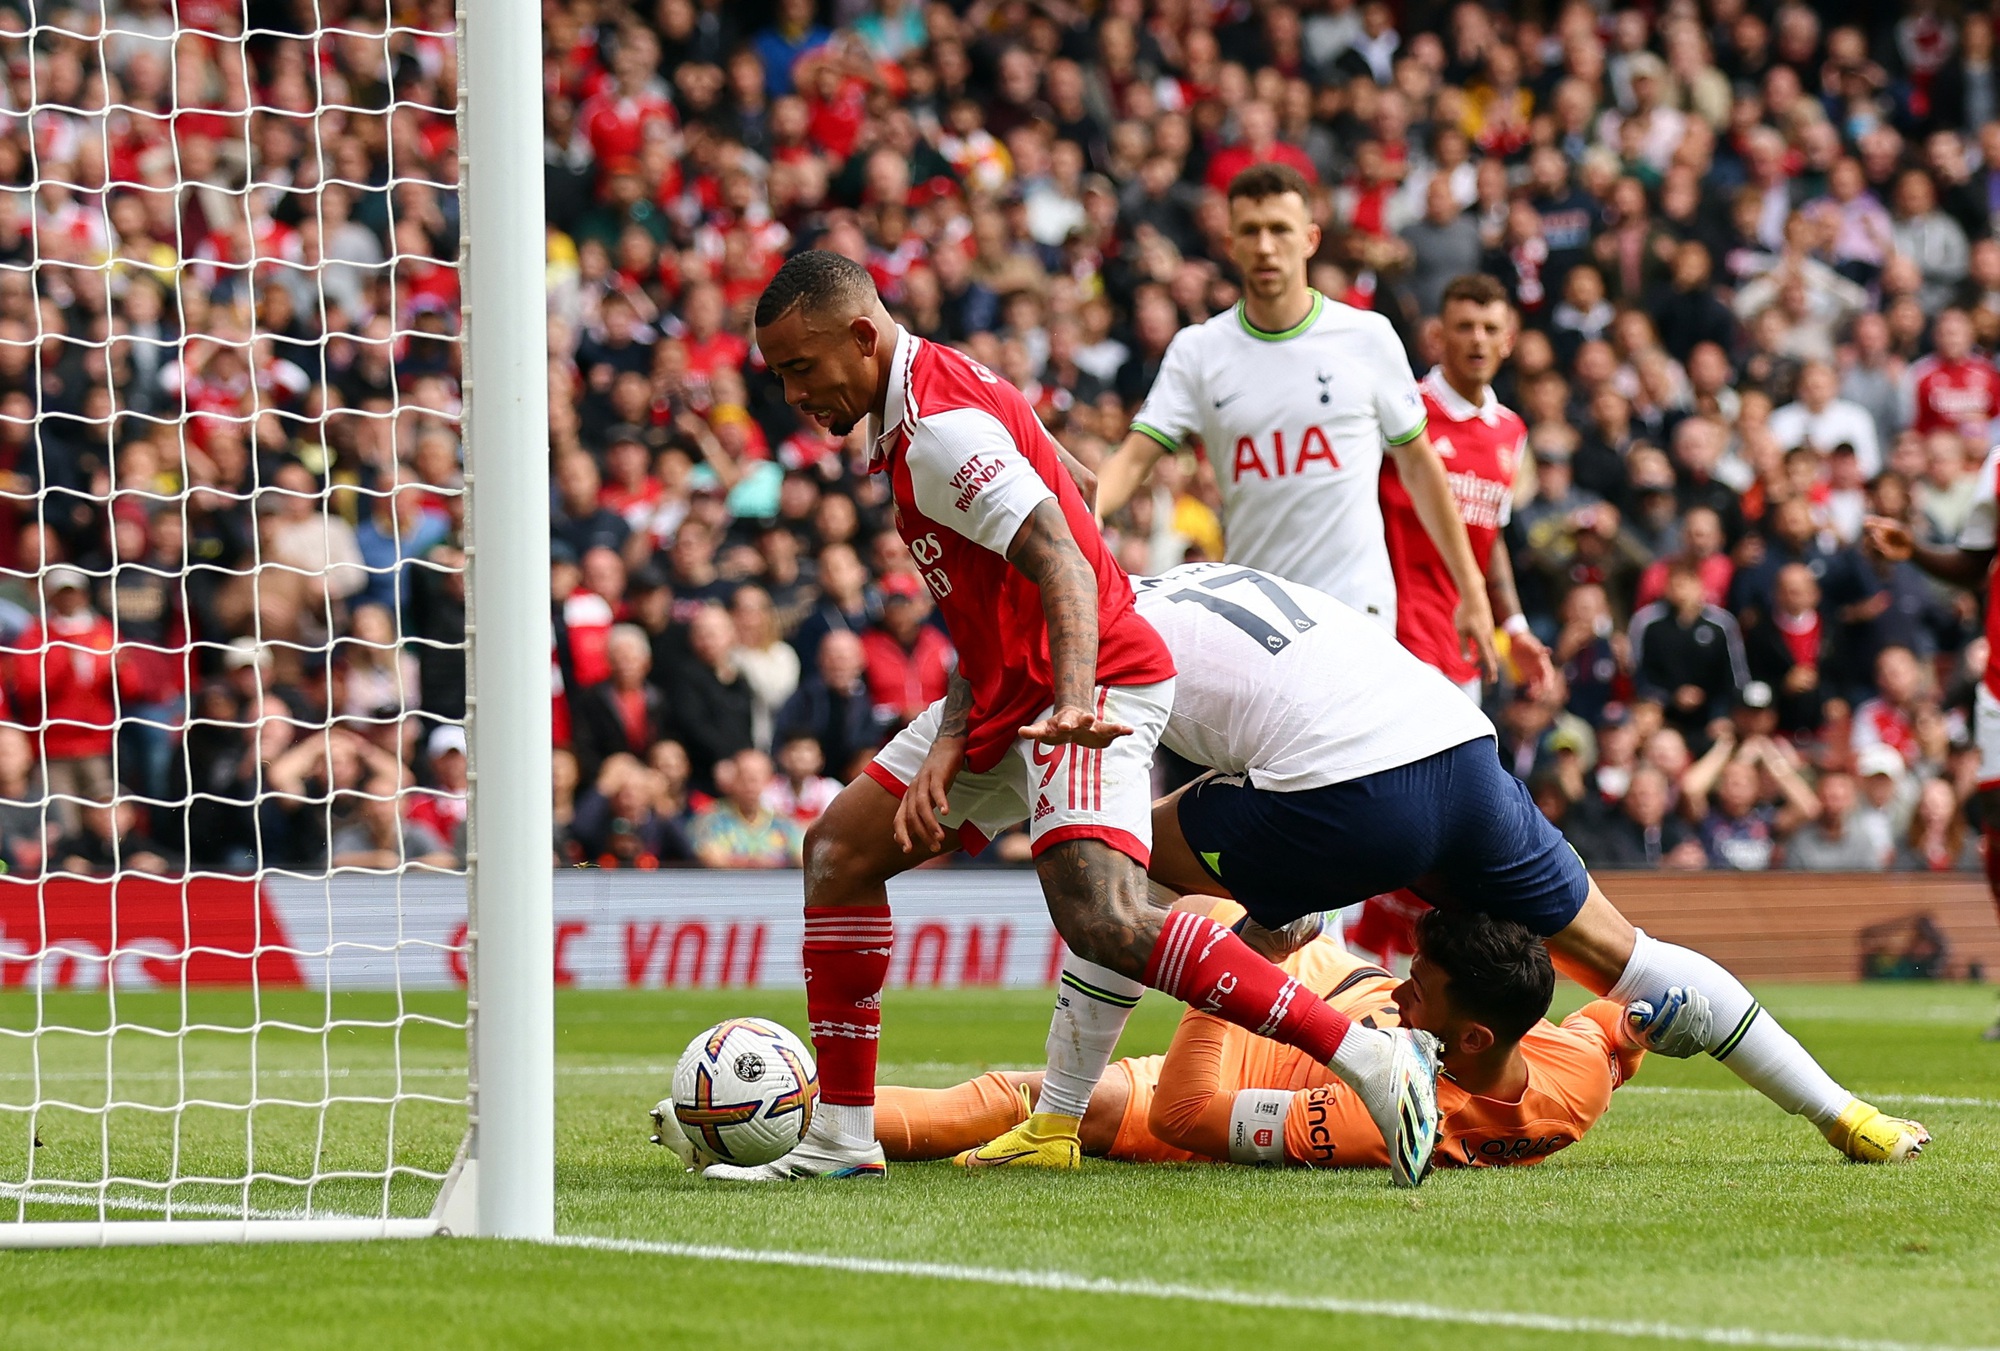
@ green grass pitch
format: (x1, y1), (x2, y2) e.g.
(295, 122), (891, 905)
(1, 979), (1997, 1350)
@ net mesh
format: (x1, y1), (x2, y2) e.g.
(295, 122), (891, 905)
(0, 1), (469, 1225)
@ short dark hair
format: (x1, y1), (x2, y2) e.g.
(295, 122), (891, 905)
(1226, 162), (1312, 205)
(1415, 909), (1554, 1046)
(1440, 273), (1509, 311)
(755, 249), (876, 328)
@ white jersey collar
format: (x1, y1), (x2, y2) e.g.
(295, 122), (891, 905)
(869, 322), (919, 471)
(1422, 366), (1500, 425)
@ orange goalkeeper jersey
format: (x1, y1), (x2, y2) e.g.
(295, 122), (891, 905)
(1121, 934), (1645, 1169)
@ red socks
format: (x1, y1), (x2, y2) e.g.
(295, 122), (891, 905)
(1143, 908), (1353, 1063)
(803, 906), (893, 1107)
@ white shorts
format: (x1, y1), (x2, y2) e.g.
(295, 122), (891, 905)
(863, 679), (1174, 866)
(1455, 676), (1483, 704)
(1977, 683), (2000, 790)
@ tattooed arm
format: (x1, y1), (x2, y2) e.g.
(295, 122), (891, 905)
(895, 672), (971, 854)
(1488, 533), (1552, 695)
(1005, 500), (1134, 748)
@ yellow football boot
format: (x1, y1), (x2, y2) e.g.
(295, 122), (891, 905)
(1823, 1099), (1930, 1163)
(954, 1096), (1083, 1169)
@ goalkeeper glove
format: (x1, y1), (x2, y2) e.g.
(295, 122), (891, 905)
(649, 1099), (699, 1170)
(1623, 985), (1713, 1058)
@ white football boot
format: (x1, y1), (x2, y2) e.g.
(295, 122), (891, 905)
(1335, 1025), (1443, 1187)
(701, 1112), (888, 1181)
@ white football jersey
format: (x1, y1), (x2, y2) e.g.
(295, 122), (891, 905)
(1129, 293), (1427, 631)
(1134, 562), (1494, 792)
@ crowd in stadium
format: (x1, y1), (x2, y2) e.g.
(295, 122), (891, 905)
(3, 0), (2000, 880)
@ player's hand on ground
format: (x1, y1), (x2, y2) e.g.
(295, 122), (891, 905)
(1455, 593), (1500, 681)
(1624, 985), (1714, 1057)
(895, 736), (965, 854)
(1019, 704), (1135, 749)
(1862, 515), (1914, 562)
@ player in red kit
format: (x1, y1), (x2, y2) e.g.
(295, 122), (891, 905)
(1365, 274), (1554, 969)
(723, 251), (1443, 1185)
(1381, 273), (1552, 702)
(1908, 309), (2000, 443)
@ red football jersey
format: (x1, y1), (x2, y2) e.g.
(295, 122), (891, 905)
(1910, 354), (2000, 439)
(1379, 369), (1524, 683)
(873, 329), (1175, 773)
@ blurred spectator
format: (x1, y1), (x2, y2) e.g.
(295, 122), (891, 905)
(1894, 777), (1982, 871)
(777, 629), (886, 783)
(1852, 645), (1926, 766)
(1741, 564), (1842, 734)
(1785, 771), (1887, 870)
(1571, 764), (1705, 869)
(572, 625), (667, 785)
(862, 573), (954, 728)
(1682, 732), (1820, 871)
(53, 801), (176, 877)
(689, 749), (803, 868)
(1769, 362), (1882, 477)
(13, 568), (122, 827)
(1631, 562), (1750, 743)
(731, 586), (801, 751)
(663, 603), (756, 789)
(764, 733), (841, 826)
(331, 786), (457, 873)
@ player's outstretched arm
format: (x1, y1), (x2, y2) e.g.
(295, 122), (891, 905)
(894, 673), (971, 854)
(1093, 430), (1170, 525)
(1389, 432), (1499, 679)
(1487, 534), (1553, 695)
(1008, 500), (1135, 748)
(1862, 514), (1993, 586)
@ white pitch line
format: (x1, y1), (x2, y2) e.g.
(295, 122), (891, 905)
(546, 1234), (1994, 1351)
(1621, 1086), (2000, 1110)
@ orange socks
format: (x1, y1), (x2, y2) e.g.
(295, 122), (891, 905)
(874, 1072), (1031, 1160)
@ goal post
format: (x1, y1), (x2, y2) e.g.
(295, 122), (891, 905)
(0, 0), (552, 1248)
(460, 0), (556, 1242)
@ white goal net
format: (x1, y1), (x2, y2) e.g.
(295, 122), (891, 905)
(0, 0), (549, 1244)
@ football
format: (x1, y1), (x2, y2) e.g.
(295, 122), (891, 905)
(666, 1017), (820, 1168)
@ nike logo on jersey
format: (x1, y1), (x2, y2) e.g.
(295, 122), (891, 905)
(1214, 392), (1245, 408)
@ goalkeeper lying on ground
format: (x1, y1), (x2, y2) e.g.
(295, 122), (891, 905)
(874, 903), (1674, 1170)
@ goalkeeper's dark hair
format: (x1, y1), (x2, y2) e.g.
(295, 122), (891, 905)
(1415, 909), (1554, 1046)
(755, 249), (878, 329)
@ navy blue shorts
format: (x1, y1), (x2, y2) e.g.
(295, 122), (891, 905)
(1175, 737), (1590, 937)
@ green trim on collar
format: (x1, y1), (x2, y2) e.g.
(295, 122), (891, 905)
(1235, 289), (1324, 342)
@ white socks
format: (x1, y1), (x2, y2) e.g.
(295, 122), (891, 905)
(1039, 953), (1144, 1119)
(818, 1102), (875, 1143)
(1609, 929), (1852, 1127)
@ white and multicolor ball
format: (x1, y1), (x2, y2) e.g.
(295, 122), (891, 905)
(670, 1017), (819, 1168)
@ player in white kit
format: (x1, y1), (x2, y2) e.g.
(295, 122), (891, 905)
(1025, 563), (1931, 1169)
(1094, 163), (1497, 678)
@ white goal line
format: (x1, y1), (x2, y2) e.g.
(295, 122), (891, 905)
(547, 1235), (1994, 1351)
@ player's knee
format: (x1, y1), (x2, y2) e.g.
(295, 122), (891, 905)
(801, 818), (881, 904)
(1047, 890), (1152, 980)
